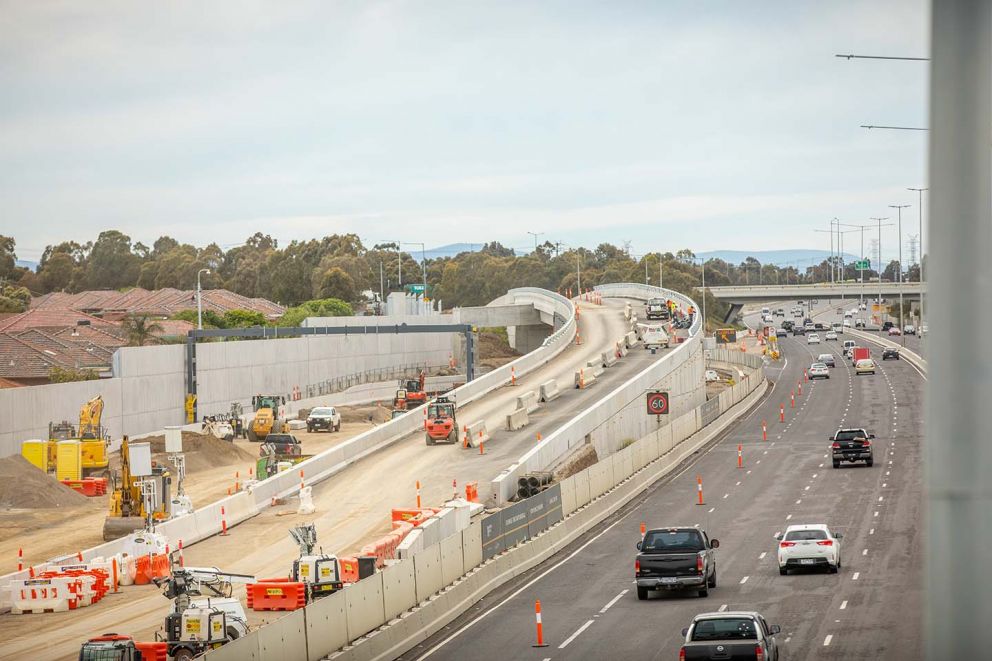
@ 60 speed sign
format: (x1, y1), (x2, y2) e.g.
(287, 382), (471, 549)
(646, 391), (670, 415)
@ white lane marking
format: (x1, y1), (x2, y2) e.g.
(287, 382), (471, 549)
(874, 511), (879, 518)
(824, 634), (833, 646)
(870, 528), (875, 535)
(740, 576), (749, 584)
(559, 619), (595, 649)
(723, 493), (729, 499)
(882, 483), (887, 488)
(708, 507), (715, 513)
(746, 470), (752, 475)
(853, 572), (860, 580)
(756, 460), (761, 464)
(786, 514), (793, 520)
(599, 589), (628, 614)
(862, 549), (868, 556)
(840, 600), (848, 610)
(819, 463), (824, 468)
(804, 485), (810, 491)
(795, 499), (802, 505)
(718, 604), (728, 612)
(878, 496), (884, 502)
(759, 552), (767, 560)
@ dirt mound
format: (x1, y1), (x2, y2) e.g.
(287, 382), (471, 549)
(337, 404), (392, 424)
(0, 455), (89, 509)
(478, 330), (521, 370)
(137, 431), (256, 474)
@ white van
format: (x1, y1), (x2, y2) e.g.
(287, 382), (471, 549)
(761, 307), (770, 316)
(640, 324), (670, 349)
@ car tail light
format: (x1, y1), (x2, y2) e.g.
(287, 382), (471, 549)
(679, 647), (686, 661)
(697, 555), (704, 574)
(831, 442), (840, 449)
(862, 440), (872, 447)
(635, 559), (640, 575)
(755, 643), (765, 661)
(780, 541), (796, 548)
(817, 540), (834, 546)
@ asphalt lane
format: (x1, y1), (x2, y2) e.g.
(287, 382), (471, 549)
(407, 311), (924, 661)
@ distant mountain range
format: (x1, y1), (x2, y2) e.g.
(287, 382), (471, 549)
(419, 243), (485, 262)
(15, 259), (38, 272)
(696, 249), (857, 266)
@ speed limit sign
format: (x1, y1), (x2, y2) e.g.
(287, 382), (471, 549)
(646, 391), (670, 415)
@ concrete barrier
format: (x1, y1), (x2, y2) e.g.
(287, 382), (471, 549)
(626, 331), (639, 348)
(505, 407), (529, 431)
(464, 420), (490, 448)
(617, 340), (629, 357)
(601, 351), (617, 368)
(515, 390), (540, 414)
(574, 369), (597, 389)
(538, 379), (560, 402)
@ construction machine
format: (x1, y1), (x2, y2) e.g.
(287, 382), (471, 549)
(288, 523), (346, 599)
(256, 434), (312, 478)
(393, 371), (427, 412)
(103, 436), (172, 541)
(27, 395), (111, 478)
(247, 394), (287, 442)
(425, 396), (458, 445)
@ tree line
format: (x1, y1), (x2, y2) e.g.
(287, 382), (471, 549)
(0, 232), (923, 327)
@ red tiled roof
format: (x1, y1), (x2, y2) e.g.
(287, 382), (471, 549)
(0, 334), (58, 379)
(30, 288), (284, 318)
(152, 319), (195, 337)
(14, 329), (111, 370)
(0, 308), (118, 333)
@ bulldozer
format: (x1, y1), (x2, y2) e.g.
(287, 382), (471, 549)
(103, 436), (173, 541)
(392, 371), (427, 413)
(247, 394), (287, 442)
(425, 397), (458, 446)
(23, 395), (110, 478)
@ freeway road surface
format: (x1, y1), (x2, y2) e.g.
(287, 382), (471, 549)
(406, 309), (924, 660)
(0, 296), (672, 661)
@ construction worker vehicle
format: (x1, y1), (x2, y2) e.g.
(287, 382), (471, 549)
(78, 634), (159, 661)
(425, 397), (458, 446)
(103, 436), (173, 541)
(153, 564), (255, 661)
(23, 395), (110, 479)
(393, 371), (427, 412)
(247, 394), (287, 442)
(256, 434), (313, 478)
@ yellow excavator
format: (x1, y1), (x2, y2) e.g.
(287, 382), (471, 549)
(247, 394), (287, 442)
(23, 395), (110, 478)
(103, 436), (172, 541)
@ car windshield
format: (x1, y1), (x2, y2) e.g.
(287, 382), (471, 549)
(811, 363), (826, 369)
(818, 355), (831, 361)
(641, 530), (704, 552)
(835, 430), (867, 441)
(311, 408), (333, 415)
(857, 359), (874, 367)
(785, 529), (828, 541)
(691, 618), (758, 641)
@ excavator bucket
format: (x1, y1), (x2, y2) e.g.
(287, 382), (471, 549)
(103, 516), (146, 541)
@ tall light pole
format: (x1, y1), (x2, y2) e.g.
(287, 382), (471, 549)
(870, 217), (889, 327)
(890, 204), (911, 344)
(196, 268), (211, 330)
(527, 232), (544, 253)
(908, 187), (929, 328)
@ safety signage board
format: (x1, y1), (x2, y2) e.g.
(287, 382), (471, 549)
(646, 391), (670, 415)
(856, 259), (870, 270)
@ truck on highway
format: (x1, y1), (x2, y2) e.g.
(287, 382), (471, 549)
(635, 527), (719, 599)
(852, 346), (870, 364)
(679, 611), (782, 660)
(646, 298), (670, 320)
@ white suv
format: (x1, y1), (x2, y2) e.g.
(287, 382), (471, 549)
(776, 524), (842, 575)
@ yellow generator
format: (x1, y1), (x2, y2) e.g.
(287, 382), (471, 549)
(247, 394), (287, 442)
(21, 396), (110, 478)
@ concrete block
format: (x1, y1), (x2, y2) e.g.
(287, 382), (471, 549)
(440, 533), (466, 585)
(464, 420), (489, 448)
(257, 608), (308, 661)
(584, 360), (606, 378)
(461, 521), (483, 571)
(618, 340), (629, 357)
(559, 475), (577, 516)
(380, 560), (417, 621)
(344, 573), (386, 643)
(204, 630), (262, 661)
(601, 351), (617, 368)
(505, 407), (529, 431)
(538, 379), (560, 402)
(574, 369), (597, 389)
(305, 589), (348, 661)
(571, 469), (591, 510)
(515, 390), (540, 414)
(413, 544), (443, 602)
(626, 331), (640, 348)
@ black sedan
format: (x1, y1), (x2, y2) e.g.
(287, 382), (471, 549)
(882, 347), (900, 360)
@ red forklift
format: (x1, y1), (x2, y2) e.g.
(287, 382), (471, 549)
(425, 397), (458, 446)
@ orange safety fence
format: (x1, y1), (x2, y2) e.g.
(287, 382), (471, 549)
(247, 577), (307, 611)
(60, 477), (107, 497)
(134, 642), (168, 661)
(338, 556), (361, 584)
(465, 482), (479, 503)
(133, 554), (170, 586)
(390, 507), (439, 526)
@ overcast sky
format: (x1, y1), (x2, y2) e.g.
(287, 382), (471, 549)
(1, 1), (928, 265)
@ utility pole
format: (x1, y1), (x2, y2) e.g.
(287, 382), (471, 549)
(196, 268), (210, 330)
(527, 231), (544, 253)
(908, 187), (929, 328)
(890, 204), (911, 344)
(379, 261), (384, 314)
(659, 252), (664, 289)
(870, 217), (889, 327)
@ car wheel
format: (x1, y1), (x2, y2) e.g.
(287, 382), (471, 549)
(833, 461), (841, 469)
(866, 458), (874, 467)
(779, 567), (787, 576)
(636, 586), (648, 600)
(307, 426), (313, 433)
(227, 625), (241, 641)
(698, 585), (709, 598)
(708, 571), (717, 588)
(425, 434), (436, 446)
(173, 649), (195, 661)
(335, 423), (341, 432)
(828, 564), (839, 574)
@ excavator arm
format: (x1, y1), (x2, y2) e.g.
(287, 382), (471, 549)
(79, 395), (104, 439)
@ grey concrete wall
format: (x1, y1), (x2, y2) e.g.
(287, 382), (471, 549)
(507, 324), (551, 354)
(452, 304), (542, 327)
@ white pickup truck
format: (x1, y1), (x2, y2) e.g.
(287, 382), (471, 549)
(639, 324), (670, 349)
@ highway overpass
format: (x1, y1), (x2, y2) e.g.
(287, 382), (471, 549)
(708, 282), (925, 321)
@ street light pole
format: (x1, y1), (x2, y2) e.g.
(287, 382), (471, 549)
(196, 268), (211, 330)
(659, 252), (664, 290)
(870, 217), (889, 327)
(527, 231), (544, 253)
(890, 204), (911, 344)
(908, 187), (929, 328)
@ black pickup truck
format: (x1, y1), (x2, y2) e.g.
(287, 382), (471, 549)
(635, 527), (719, 599)
(680, 611), (782, 660)
(830, 428), (874, 468)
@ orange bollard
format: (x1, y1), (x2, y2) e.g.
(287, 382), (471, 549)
(696, 475), (705, 505)
(511, 366), (517, 386)
(798, 381), (802, 396)
(804, 369), (809, 383)
(533, 600), (549, 648)
(575, 329), (582, 345)
(780, 404), (785, 422)
(235, 470), (240, 492)
(220, 506), (229, 536)
(17, 547), (22, 572)
(178, 539), (184, 567)
(536, 432), (542, 443)
(77, 551), (83, 562)
(737, 443), (743, 468)
(762, 419), (767, 441)
(462, 424), (469, 448)
(579, 368), (586, 389)
(791, 391), (795, 408)
(640, 522), (646, 537)
(416, 480), (422, 509)
(248, 466), (253, 478)
(111, 556), (119, 592)
(299, 469), (305, 492)
(479, 433), (486, 455)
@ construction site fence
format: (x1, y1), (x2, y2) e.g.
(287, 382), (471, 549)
(491, 284), (705, 505)
(0, 287), (574, 599)
(201, 345), (765, 661)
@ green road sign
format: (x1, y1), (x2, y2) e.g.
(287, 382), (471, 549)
(855, 259), (870, 270)
(408, 284), (426, 293)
